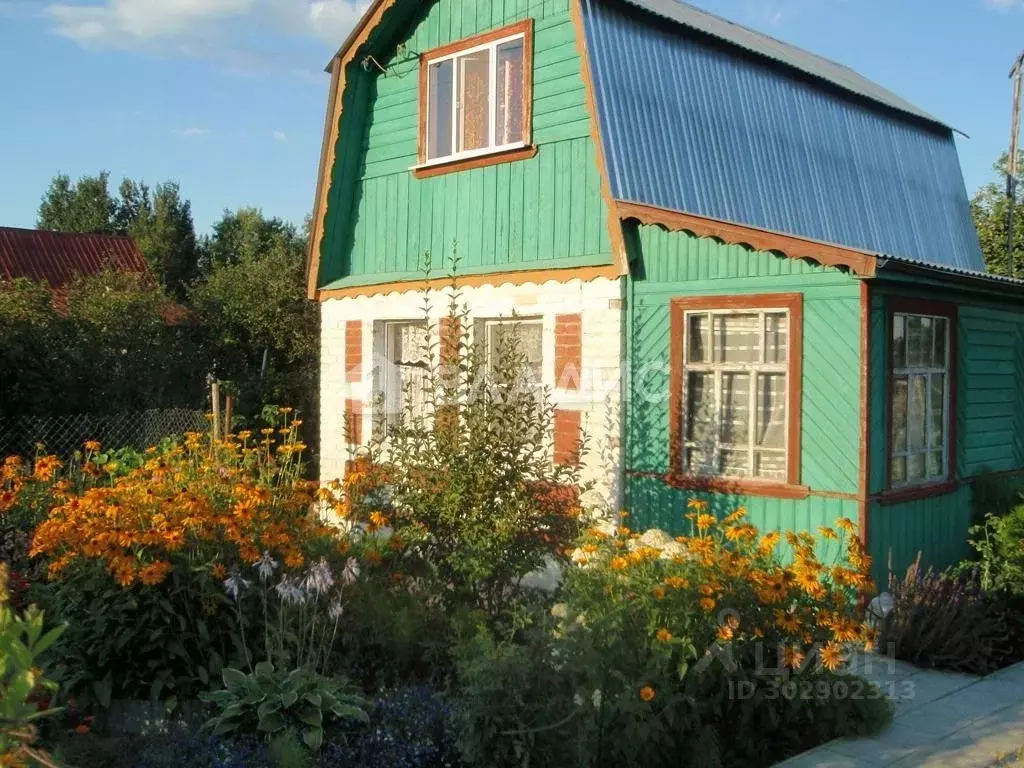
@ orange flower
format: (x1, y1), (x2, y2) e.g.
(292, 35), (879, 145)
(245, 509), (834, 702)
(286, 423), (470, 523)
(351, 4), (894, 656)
(699, 597), (716, 612)
(781, 645), (805, 670)
(664, 576), (689, 589)
(212, 563), (227, 580)
(695, 513), (716, 532)
(639, 685), (656, 702)
(656, 628), (673, 643)
(716, 624), (734, 642)
(774, 609), (801, 634)
(652, 586), (666, 600)
(819, 642), (846, 671)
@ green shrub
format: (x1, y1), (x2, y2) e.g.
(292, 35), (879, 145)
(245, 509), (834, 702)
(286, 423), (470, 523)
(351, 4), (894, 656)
(970, 505), (1024, 598)
(881, 556), (1015, 675)
(970, 471), (1023, 526)
(453, 511), (890, 767)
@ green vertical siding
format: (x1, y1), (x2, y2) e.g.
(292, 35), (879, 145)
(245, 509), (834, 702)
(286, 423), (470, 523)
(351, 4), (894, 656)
(866, 282), (1024, 583)
(627, 226), (862, 496)
(319, 0), (613, 289)
(625, 225), (863, 548)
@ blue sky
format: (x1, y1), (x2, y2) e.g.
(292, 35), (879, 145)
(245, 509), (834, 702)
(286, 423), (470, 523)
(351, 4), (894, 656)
(0, 0), (1021, 235)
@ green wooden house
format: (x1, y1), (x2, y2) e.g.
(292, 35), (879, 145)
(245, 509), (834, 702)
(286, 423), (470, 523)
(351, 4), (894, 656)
(307, 0), (1024, 583)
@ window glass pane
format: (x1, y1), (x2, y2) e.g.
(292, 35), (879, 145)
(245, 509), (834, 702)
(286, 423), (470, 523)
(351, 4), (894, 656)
(720, 449), (749, 477)
(892, 455), (906, 483)
(754, 451), (786, 480)
(685, 372), (715, 446)
(908, 375), (927, 451)
(932, 317), (947, 368)
(685, 447), (712, 476)
(908, 454), (926, 482)
(906, 316), (931, 368)
(714, 314), (759, 363)
(891, 376), (908, 453)
(755, 373), (786, 449)
(388, 323), (430, 422)
(764, 313), (787, 364)
(892, 314), (906, 369)
(687, 313), (708, 363)
(719, 372), (750, 445)
(928, 374), (945, 450)
(926, 451), (943, 478)
(456, 49), (491, 153)
(487, 320), (543, 385)
(427, 60), (454, 160)
(495, 39), (524, 145)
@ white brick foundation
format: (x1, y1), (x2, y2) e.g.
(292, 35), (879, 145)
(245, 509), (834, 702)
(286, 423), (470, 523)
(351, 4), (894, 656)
(319, 275), (625, 511)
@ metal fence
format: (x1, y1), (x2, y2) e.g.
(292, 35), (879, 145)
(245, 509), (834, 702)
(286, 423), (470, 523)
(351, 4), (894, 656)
(0, 409), (208, 458)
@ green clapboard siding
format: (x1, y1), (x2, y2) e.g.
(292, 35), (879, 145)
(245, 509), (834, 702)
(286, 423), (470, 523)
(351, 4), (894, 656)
(627, 225), (862, 496)
(318, 0), (613, 289)
(867, 488), (973, 587)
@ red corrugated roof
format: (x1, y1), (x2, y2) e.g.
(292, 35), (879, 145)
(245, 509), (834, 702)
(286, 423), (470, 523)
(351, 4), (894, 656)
(0, 226), (150, 287)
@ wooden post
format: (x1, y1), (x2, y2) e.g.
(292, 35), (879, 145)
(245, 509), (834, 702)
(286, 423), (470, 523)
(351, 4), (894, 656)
(211, 380), (221, 442)
(224, 393), (234, 437)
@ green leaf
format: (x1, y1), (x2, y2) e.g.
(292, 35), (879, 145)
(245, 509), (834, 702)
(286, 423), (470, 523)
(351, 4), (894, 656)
(302, 726), (324, 751)
(281, 689), (299, 708)
(257, 699), (281, 719)
(222, 668), (249, 696)
(302, 692), (321, 708)
(257, 711), (286, 733)
(93, 673), (113, 709)
(32, 625), (65, 656)
(254, 661), (275, 677)
(295, 706), (322, 727)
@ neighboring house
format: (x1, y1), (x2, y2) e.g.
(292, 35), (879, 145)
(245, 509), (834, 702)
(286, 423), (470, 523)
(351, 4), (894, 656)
(0, 226), (150, 313)
(308, 0), (1024, 582)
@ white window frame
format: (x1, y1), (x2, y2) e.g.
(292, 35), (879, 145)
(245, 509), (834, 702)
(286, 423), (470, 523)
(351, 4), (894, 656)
(890, 312), (951, 488)
(681, 308), (790, 480)
(419, 30), (528, 168)
(374, 320), (430, 431)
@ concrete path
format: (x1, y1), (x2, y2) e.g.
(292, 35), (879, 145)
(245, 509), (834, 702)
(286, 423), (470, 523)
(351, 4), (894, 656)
(776, 655), (1024, 767)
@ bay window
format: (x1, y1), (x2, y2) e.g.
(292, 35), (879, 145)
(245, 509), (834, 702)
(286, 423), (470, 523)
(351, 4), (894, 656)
(669, 294), (803, 491)
(418, 20), (533, 173)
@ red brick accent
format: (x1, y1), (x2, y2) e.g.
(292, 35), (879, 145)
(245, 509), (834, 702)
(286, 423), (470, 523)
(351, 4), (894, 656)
(553, 409), (582, 466)
(554, 314), (582, 390)
(439, 315), (461, 366)
(344, 399), (362, 445)
(345, 321), (362, 383)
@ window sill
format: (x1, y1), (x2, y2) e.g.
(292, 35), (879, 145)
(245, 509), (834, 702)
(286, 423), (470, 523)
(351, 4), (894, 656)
(875, 480), (958, 506)
(662, 473), (810, 500)
(412, 145), (537, 179)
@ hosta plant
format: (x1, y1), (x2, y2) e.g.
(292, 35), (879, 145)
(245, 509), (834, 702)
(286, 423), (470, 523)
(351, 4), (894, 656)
(200, 662), (368, 751)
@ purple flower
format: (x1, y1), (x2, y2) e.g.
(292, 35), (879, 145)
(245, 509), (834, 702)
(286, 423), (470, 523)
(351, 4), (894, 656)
(223, 571), (251, 600)
(255, 551), (279, 582)
(275, 575), (307, 606)
(341, 557), (360, 587)
(303, 558), (334, 596)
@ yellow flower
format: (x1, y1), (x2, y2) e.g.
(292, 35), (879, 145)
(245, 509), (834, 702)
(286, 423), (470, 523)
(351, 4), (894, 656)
(819, 642), (846, 671)
(722, 507), (748, 525)
(639, 685), (656, 702)
(83, 440), (101, 452)
(664, 576), (689, 589)
(687, 499), (709, 513)
(652, 586), (666, 600)
(835, 517), (856, 533)
(781, 645), (805, 670)
(656, 628), (673, 643)
(696, 513), (716, 532)
(716, 624), (734, 642)
(774, 609), (801, 634)
(699, 597), (716, 612)
(817, 525), (839, 541)
(610, 556), (629, 571)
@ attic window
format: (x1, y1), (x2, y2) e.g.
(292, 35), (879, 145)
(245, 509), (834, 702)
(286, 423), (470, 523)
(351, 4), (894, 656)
(415, 20), (534, 178)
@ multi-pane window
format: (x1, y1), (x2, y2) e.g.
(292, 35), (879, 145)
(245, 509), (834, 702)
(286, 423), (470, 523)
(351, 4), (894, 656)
(479, 318), (543, 388)
(890, 312), (950, 486)
(681, 309), (790, 480)
(423, 23), (530, 164)
(376, 321), (430, 429)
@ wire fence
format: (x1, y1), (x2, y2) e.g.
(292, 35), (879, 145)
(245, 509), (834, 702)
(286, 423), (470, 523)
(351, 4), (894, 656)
(0, 409), (209, 459)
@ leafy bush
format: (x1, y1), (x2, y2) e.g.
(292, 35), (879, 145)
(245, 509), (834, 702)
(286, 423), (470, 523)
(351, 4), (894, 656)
(455, 507), (889, 767)
(0, 563), (65, 768)
(201, 663), (367, 751)
(882, 556), (1016, 675)
(970, 505), (1024, 598)
(970, 471), (1023, 526)
(336, 293), (586, 617)
(21, 416), (339, 708)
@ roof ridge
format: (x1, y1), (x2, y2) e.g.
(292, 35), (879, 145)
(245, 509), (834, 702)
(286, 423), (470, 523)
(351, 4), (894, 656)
(0, 226), (136, 241)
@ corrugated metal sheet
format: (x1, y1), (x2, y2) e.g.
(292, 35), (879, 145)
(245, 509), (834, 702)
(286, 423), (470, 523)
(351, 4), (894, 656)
(0, 227), (148, 287)
(619, 0), (948, 129)
(581, 0), (986, 272)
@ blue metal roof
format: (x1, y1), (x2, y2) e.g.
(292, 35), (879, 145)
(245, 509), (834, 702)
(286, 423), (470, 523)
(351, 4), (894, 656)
(581, 0), (986, 272)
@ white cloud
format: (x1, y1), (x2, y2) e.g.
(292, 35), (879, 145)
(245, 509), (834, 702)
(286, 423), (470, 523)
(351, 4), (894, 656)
(178, 127), (212, 137)
(272, 130), (288, 142)
(986, 0), (1022, 8)
(45, 0), (370, 64)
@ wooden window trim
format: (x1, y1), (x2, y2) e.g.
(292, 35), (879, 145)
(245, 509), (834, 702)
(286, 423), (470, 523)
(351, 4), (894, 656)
(668, 293), (804, 498)
(881, 297), (958, 502)
(415, 19), (534, 179)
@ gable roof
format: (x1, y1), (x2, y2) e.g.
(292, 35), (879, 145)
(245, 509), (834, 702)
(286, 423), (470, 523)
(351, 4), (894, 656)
(619, 0), (949, 131)
(581, 0), (985, 272)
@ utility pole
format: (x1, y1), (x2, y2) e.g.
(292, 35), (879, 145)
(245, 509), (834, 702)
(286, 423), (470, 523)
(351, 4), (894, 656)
(1008, 50), (1023, 278)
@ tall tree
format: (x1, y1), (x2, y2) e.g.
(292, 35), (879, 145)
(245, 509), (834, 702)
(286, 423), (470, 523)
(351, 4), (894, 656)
(37, 172), (116, 234)
(191, 208), (318, 426)
(125, 181), (199, 299)
(971, 151), (1024, 277)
